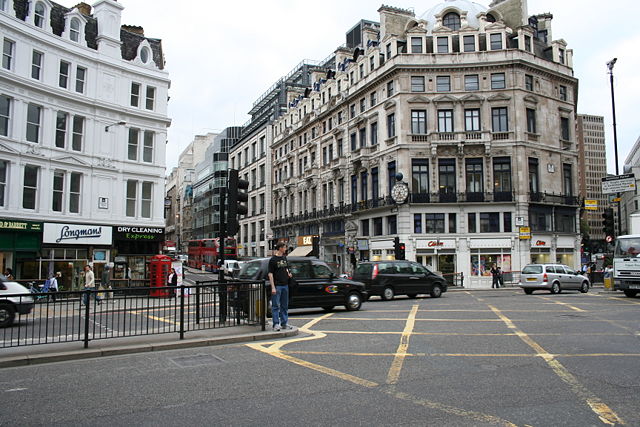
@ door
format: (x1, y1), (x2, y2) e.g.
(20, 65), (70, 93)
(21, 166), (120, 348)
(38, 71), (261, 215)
(395, 262), (414, 294)
(288, 260), (315, 307)
(561, 265), (580, 289)
(311, 261), (341, 306)
(410, 262), (433, 295)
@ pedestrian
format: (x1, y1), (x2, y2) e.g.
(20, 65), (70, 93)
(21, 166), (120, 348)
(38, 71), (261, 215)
(82, 264), (100, 306)
(497, 266), (504, 287)
(167, 267), (178, 298)
(490, 263), (501, 288)
(268, 242), (293, 331)
(4, 267), (13, 280)
(48, 272), (59, 302)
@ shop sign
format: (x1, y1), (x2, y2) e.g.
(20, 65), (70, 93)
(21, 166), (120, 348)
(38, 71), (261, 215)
(427, 240), (444, 247)
(519, 227), (531, 240)
(297, 235), (314, 246)
(43, 223), (113, 245)
(113, 226), (164, 242)
(0, 220), (42, 232)
(531, 239), (549, 247)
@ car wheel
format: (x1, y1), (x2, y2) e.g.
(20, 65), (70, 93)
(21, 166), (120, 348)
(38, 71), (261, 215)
(579, 282), (589, 293)
(381, 286), (395, 301)
(624, 290), (638, 298)
(345, 292), (362, 311)
(430, 285), (443, 298)
(322, 306), (335, 312)
(0, 303), (16, 327)
(550, 282), (561, 294)
(524, 288), (534, 295)
(407, 293), (418, 299)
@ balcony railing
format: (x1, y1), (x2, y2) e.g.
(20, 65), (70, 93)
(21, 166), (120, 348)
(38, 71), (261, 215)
(529, 192), (579, 206)
(410, 191), (514, 204)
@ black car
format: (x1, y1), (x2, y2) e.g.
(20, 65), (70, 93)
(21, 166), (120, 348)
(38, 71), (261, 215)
(238, 257), (367, 313)
(353, 260), (447, 300)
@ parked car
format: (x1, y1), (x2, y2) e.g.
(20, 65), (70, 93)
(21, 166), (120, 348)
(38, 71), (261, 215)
(352, 260), (448, 300)
(519, 264), (590, 294)
(0, 276), (34, 327)
(237, 257), (367, 313)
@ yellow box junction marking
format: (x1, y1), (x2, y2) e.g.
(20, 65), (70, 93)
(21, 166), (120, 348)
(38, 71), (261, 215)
(386, 305), (419, 385)
(534, 296), (585, 312)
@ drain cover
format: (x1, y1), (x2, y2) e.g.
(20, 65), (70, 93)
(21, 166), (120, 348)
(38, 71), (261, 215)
(170, 354), (225, 368)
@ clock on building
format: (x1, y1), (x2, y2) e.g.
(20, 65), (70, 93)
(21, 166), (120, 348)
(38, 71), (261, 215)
(391, 182), (409, 204)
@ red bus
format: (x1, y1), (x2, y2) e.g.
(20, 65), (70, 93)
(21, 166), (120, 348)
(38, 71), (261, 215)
(187, 238), (237, 271)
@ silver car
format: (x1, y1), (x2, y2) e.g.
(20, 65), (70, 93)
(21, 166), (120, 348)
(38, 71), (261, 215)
(519, 264), (590, 295)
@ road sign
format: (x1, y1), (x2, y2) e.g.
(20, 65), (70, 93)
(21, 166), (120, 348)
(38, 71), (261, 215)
(606, 235), (614, 243)
(601, 174), (636, 194)
(584, 199), (598, 210)
(519, 227), (531, 240)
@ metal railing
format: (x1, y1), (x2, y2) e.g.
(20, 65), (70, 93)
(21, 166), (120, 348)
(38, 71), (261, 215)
(0, 281), (266, 349)
(442, 272), (464, 288)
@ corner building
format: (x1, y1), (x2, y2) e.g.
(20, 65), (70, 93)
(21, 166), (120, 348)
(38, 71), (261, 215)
(270, 0), (580, 287)
(0, 0), (170, 288)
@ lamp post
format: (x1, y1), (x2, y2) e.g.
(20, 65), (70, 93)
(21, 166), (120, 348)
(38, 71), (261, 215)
(607, 58), (622, 237)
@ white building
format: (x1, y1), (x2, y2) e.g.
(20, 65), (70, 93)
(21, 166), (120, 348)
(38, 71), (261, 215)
(0, 0), (170, 288)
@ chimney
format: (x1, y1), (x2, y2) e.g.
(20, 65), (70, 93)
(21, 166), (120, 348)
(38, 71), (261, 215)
(121, 25), (144, 36)
(74, 2), (92, 15)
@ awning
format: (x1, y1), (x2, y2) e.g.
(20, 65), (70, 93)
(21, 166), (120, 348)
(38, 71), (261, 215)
(287, 246), (313, 257)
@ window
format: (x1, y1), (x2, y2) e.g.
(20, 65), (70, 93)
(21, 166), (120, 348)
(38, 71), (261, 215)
(411, 37), (423, 53)
(26, 104), (41, 143)
(31, 51), (43, 80)
(493, 157), (512, 193)
(370, 122), (378, 146)
(370, 91), (377, 106)
(559, 85), (567, 101)
(373, 217), (383, 236)
(143, 131), (154, 162)
(464, 74), (479, 91)
(130, 83), (141, 107)
(437, 37), (449, 53)
(491, 73), (505, 89)
(480, 213), (500, 232)
(387, 80), (394, 97)
(140, 47), (150, 64)
(436, 76), (450, 92)
(449, 213), (457, 233)
(464, 109), (480, 131)
(52, 171), (64, 212)
(69, 172), (80, 213)
(55, 112), (67, 148)
(0, 95), (9, 136)
(504, 213), (512, 233)
(526, 108), (536, 133)
(128, 128), (139, 160)
(438, 159), (456, 196)
(146, 86), (155, 110)
(350, 133), (356, 151)
(558, 48), (565, 64)
(370, 56), (375, 71)
(412, 159), (429, 194)
(491, 107), (508, 132)
(560, 117), (570, 140)
(468, 213), (477, 233)
(388, 215), (397, 235)
(490, 33), (502, 50)
(411, 110), (426, 134)
(414, 214), (423, 233)
(2, 39), (14, 70)
(525, 74), (533, 91)
(34, 2), (46, 27)
(70, 18), (81, 42)
(443, 12), (461, 30)
(349, 104), (356, 119)
(411, 76), (425, 92)
(126, 180), (136, 217)
(0, 160), (6, 207)
(388, 161), (396, 195)
(371, 167), (379, 200)
(466, 158), (483, 193)
(360, 171), (368, 201)
(359, 127), (367, 148)
(72, 116), (84, 151)
(386, 43), (392, 60)
(528, 158), (539, 193)
(524, 35), (532, 52)
(59, 61), (70, 88)
(361, 219), (370, 236)
(76, 66), (86, 93)
(351, 175), (357, 204)
(141, 182), (152, 218)
(438, 109), (453, 133)
(23, 165), (39, 209)
(563, 163), (573, 196)
(426, 214), (445, 233)
(463, 35), (475, 52)
(387, 113), (396, 138)
(360, 98), (366, 113)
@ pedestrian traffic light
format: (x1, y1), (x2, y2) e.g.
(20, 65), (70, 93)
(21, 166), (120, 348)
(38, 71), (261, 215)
(227, 169), (249, 236)
(602, 208), (615, 239)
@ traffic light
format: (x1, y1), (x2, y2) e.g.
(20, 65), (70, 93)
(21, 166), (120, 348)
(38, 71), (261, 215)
(393, 237), (405, 260)
(227, 169), (249, 236)
(310, 236), (320, 257)
(602, 208), (615, 238)
(398, 242), (406, 260)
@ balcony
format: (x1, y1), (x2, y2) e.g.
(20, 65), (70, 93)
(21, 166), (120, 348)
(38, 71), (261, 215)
(410, 191), (514, 204)
(529, 192), (579, 206)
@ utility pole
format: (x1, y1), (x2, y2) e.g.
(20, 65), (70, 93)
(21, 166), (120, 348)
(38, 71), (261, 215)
(607, 58), (622, 237)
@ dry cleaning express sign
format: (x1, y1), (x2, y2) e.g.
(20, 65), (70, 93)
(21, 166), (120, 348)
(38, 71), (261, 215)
(43, 223), (113, 245)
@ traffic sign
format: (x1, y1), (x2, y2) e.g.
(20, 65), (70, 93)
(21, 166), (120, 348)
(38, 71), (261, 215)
(601, 174), (636, 194)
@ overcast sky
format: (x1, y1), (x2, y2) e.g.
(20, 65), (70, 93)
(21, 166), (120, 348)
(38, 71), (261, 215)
(73, 1), (640, 173)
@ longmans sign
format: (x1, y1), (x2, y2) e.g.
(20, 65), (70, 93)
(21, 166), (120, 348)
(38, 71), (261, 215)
(43, 223), (113, 245)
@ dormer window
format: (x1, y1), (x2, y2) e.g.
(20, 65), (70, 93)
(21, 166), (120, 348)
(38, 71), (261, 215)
(34, 2), (46, 28)
(486, 13), (497, 23)
(443, 12), (461, 30)
(140, 47), (150, 64)
(70, 18), (80, 42)
(490, 33), (503, 50)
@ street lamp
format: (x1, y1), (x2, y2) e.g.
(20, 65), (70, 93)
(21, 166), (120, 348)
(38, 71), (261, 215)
(104, 121), (126, 132)
(607, 58), (622, 237)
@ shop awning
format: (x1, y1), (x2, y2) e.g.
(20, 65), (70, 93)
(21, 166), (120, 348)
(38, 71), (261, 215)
(287, 246), (313, 257)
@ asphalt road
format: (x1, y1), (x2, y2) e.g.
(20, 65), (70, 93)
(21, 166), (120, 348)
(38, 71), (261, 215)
(1, 289), (638, 426)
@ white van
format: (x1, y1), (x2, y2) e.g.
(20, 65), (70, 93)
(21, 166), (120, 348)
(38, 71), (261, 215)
(223, 260), (241, 278)
(0, 277), (34, 327)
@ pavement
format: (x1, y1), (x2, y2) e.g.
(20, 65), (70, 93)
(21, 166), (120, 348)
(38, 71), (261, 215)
(0, 284), (610, 369)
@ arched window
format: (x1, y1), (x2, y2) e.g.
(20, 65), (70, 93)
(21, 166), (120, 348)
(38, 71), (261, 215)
(70, 18), (80, 42)
(443, 12), (461, 30)
(486, 13), (497, 23)
(34, 2), (46, 28)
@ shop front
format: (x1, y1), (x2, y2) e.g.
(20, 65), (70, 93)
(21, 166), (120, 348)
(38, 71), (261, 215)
(556, 236), (578, 269)
(0, 219), (42, 279)
(530, 236), (552, 264)
(42, 222), (113, 290)
(112, 226), (164, 286)
(467, 238), (513, 288)
(415, 238), (456, 277)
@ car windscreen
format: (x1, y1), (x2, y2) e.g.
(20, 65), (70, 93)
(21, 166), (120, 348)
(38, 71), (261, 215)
(614, 237), (640, 257)
(238, 261), (263, 280)
(522, 265), (543, 274)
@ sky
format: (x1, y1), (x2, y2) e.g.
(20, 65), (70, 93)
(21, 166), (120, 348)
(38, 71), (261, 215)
(67, 0), (640, 174)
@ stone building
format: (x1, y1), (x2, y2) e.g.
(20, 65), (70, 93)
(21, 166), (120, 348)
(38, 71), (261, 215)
(269, 0), (580, 287)
(0, 0), (170, 286)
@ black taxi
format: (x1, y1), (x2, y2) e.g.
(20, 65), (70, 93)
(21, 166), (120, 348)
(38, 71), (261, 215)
(238, 257), (367, 313)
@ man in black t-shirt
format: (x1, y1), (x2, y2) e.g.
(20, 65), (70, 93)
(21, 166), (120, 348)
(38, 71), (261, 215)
(268, 242), (292, 331)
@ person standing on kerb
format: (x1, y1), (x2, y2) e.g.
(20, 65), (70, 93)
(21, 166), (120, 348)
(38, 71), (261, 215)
(268, 242), (293, 331)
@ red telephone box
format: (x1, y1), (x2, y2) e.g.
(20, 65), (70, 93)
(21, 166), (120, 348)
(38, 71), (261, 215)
(149, 255), (172, 297)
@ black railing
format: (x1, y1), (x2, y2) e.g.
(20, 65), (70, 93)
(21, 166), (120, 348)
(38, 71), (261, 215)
(529, 192), (579, 206)
(442, 272), (464, 288)
(0, 281), (266, 349)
